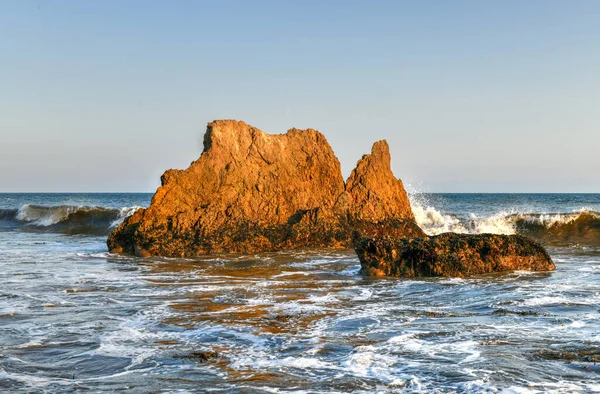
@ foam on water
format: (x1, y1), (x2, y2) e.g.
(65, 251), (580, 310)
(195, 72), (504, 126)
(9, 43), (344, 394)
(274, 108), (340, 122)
(110, 206), (144, 228)
(2, 193), (600, 392)
(411, 197), (600, 246)
(388, 333), (424, 352)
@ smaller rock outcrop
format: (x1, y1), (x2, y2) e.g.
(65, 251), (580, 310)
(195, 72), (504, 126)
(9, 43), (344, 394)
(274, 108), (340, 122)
(355, 233), (555, 278)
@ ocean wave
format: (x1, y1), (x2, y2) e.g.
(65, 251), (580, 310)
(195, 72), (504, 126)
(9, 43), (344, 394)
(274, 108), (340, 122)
(412, 201), (600, 246)
(0, 204), (142, 235)
(512, 210), (600, 246)
(4, 198), (599, 246)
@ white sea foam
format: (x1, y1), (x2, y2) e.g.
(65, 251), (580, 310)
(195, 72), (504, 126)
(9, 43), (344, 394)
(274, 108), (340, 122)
(340, 345), (408, 387)
(500, 387), (538, 394)
(455, 379), (497, 392)
(470, 211), (518, 234)
(16, 204), (80, 226)
(411, 203), (467, 235)
(271, 271), (314, 278)
(338, 264), (361, 276)
(387, 333), (424, 352)
(282, 356), (332, 369)
(109, 206), (143, 228)
(353, 288), (373, 301)
(409, 193), (519, 236)
(518, 295), (573, 307)
(308, 293), (340, 304)
(569, 320), (586, 328)
(410, 196), (600, 239)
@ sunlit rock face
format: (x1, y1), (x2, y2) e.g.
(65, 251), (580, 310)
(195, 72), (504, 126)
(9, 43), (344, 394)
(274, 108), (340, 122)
(108, 120), (423, 256)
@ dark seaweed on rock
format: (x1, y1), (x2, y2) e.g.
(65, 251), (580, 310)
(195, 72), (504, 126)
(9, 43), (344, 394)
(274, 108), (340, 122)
(173, 351), (220, 363)
(534, 347), (600, 363)
(492, 309), (543, 316)
(356, 233), (555, 278)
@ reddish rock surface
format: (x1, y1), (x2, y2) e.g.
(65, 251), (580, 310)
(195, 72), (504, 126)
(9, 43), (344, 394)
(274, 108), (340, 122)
(356, 233), (556, 278)
(108, 120), (423, 256)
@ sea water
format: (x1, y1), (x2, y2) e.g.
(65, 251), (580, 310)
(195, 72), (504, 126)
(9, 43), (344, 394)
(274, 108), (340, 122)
(1, 193), (599, 393)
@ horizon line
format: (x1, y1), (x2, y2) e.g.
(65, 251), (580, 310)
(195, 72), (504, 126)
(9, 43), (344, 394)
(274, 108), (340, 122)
(1, 191), (600, 195)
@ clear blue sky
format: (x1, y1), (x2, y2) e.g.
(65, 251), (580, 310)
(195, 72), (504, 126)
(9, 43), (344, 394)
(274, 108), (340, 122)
(1, 0), (599, 192)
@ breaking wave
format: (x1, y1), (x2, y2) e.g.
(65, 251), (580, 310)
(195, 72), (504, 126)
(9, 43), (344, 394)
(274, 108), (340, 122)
(3, 198), (599, 246)
(0, 205), (141, 235)
(412, 202), (600, 246)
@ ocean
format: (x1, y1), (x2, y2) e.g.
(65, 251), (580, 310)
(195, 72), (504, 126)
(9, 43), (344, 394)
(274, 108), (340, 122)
(1, 193), (599, 393)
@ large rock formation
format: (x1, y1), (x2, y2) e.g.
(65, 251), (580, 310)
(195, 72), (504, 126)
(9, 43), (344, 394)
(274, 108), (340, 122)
(356, 233), (556, 278)
(108, 120), (423, 256)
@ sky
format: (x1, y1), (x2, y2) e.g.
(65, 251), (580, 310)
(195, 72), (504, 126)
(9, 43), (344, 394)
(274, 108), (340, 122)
(1, 0), (599, 193)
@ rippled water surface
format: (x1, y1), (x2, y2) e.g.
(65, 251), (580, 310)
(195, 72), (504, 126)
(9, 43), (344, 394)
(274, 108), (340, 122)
(1, 194), (600, 393)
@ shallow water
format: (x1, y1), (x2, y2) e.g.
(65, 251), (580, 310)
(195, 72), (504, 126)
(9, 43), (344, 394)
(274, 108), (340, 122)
(1, 194), (600, 393)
